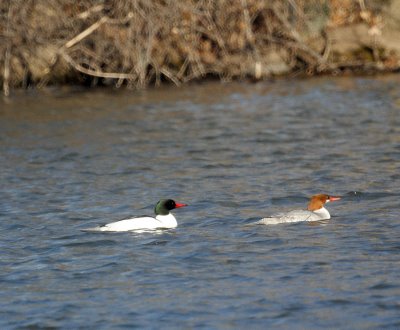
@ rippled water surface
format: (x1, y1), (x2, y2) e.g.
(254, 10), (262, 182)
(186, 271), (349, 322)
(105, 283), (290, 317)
(1, 76), (400, 329)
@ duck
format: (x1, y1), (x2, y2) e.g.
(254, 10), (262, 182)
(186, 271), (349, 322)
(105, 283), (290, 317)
(84, 199), (187, 232)
(257, 194), (341, 225)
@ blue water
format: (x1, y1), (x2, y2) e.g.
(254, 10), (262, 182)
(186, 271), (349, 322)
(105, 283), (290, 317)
(1, 76), (400, 329)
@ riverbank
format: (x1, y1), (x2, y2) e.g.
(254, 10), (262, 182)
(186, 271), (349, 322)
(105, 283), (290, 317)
(1, 0), (400, 96)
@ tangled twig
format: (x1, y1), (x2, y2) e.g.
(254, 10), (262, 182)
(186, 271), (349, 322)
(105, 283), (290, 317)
(0, 0), (398, 92)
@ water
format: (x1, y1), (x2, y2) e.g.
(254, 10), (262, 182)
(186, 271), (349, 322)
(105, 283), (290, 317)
(1, 76), (400, 329)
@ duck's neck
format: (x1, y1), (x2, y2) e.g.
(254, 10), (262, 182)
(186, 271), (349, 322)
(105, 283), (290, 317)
(312, 207), (331, 220)
(155, 213), (178, 228)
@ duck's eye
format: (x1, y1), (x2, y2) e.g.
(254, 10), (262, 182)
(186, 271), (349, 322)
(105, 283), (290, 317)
(167, 200), (175, 209)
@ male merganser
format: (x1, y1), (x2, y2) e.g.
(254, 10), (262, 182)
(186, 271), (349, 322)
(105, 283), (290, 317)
(84, 199), (187, 232)
(257, 194), (341, 225)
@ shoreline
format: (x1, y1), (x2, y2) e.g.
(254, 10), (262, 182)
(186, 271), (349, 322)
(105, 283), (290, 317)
(1, 1), (400, 96)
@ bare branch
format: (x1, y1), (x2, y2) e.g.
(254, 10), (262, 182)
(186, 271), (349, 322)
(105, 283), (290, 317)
(62, 17), (108, 51)
(3, 1), (12, 96)
(61, 52), (137, 80)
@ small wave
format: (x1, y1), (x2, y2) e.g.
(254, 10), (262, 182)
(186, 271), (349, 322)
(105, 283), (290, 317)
(344, 191), (400, 200)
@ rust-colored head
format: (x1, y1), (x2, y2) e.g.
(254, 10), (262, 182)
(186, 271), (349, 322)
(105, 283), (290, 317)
(307, 194), (341, 211)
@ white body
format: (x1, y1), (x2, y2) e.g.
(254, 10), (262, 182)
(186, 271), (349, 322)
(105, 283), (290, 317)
(257, 207), (330, 225)
(88, 213), (178, 232)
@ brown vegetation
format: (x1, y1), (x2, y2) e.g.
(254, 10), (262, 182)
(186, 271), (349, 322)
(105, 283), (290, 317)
(1, 0), (399, 95)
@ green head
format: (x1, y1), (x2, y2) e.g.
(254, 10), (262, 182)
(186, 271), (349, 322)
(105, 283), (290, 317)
(154, 199), (188, 215)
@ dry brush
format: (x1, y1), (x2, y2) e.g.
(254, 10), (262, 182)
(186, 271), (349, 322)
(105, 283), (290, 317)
(1, 0), (399, 95)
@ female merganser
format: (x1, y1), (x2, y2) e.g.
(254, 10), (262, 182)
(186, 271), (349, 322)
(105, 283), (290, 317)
(257, 194), (341, 225)
(85, 199), (187, 232)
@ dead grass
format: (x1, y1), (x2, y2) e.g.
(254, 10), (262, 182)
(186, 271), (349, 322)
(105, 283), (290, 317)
(0, 0), (398, 95)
